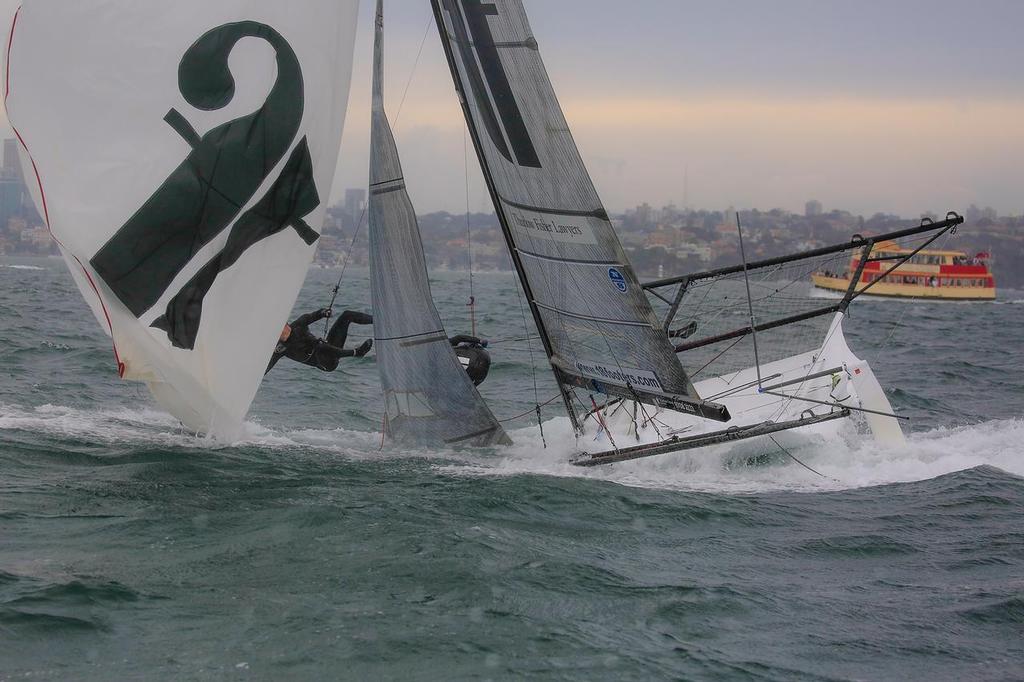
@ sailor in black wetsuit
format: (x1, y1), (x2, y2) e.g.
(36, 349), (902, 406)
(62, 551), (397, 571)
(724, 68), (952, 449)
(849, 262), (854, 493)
(266, 308), (373, 374)
(450, 334), (492, 386)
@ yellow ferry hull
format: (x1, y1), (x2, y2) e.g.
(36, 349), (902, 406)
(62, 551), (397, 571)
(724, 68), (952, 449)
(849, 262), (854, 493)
(811, 274), (996, 301)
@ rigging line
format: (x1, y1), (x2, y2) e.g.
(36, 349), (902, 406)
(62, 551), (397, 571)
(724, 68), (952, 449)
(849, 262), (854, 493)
(463, 126), (476, 337)
(764, 283), (854, 424)
(629, 384), (663, 440)
(498, 395), (561, 423)
(508, 243), (544, 440)
(682, 248), (846, 338)
(736, 212), (762, 388)
(688, 336), (746, 379)
(487, 335), (543, 346)
(322, 204), (368, 336)
(391, 14), (433, 131)
(871, 230), (957, 352)
(768, 435), (836, 481)
(704, 373), (785, 402)
(760, 390), (910, 421)
(590, 395), (619, 452)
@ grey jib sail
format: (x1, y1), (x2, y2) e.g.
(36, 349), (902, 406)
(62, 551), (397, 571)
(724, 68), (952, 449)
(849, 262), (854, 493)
(432, 0), (728, 422)
(369, 1), (511, 447)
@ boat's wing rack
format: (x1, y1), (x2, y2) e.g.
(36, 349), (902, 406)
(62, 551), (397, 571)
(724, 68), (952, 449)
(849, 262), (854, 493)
(571, 212), (963, 467)
(644, 212), (964, 342)
(571, 408), (851, 467)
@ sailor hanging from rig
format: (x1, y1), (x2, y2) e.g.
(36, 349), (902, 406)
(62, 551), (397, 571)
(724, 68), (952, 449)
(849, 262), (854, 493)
(266, 308), (373, 374)
(449, 335), (492, 386)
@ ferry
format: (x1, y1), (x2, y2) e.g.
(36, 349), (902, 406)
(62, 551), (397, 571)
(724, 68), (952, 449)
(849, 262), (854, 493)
(811, 241), (996, 301)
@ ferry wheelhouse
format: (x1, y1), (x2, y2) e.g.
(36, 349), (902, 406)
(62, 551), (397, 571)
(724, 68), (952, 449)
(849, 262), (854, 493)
(812, 241), (995, 301)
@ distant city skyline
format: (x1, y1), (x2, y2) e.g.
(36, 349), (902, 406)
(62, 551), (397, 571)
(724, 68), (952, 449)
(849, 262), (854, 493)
(1, 1), (1021, 217)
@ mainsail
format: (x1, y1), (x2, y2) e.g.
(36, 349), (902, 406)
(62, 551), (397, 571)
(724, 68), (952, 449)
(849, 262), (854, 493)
(5, 1), (361, 440)
(431, 0), (729, 425)
(369, 0), (511, 447)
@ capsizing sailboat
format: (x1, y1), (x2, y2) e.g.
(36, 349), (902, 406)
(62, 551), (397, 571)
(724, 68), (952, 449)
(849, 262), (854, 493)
(425, 0), (963, 465)
(5, 1), (361, 440)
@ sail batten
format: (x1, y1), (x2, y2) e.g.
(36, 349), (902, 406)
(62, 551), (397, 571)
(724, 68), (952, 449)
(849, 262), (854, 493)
(433, 0), (730, 423)
(6, 1), (361, 439)
(369, 0), (510, 448)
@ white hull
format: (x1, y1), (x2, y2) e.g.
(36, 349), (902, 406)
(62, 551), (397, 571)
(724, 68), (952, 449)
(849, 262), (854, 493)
(581, 313), (904, 459)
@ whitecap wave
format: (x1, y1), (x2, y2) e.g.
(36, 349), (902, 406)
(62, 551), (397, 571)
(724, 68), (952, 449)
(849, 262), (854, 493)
(2, 402), (1019, 494)
(0, 264), (46, 271)
(0, 402), (204, 448)
(0, 402), (390, 459)
(437, 416), (1024, 494)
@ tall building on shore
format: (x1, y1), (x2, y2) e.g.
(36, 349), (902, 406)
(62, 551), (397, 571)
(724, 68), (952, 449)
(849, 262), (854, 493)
(805, 200), (823, 218)
(344, 188), (366, 225)
(0, 138), (41, 228)
(3, 139), (24, 184)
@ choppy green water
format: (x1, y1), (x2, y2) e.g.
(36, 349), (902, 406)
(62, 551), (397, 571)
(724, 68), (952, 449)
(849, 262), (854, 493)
(1, 258), (1022, 680)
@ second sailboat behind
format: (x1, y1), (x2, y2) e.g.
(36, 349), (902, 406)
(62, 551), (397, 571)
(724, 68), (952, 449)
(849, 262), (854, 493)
(368, 0), (511, 448)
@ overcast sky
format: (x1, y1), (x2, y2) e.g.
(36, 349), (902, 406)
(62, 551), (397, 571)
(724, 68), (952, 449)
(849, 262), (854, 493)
(2, 1), (1022, 217)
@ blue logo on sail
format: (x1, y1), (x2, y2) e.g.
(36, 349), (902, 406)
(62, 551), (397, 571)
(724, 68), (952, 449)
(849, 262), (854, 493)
(608, 267), (627, 293)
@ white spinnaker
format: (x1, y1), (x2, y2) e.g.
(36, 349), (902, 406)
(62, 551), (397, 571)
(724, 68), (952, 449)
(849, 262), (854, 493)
(4, 1), (360, 440)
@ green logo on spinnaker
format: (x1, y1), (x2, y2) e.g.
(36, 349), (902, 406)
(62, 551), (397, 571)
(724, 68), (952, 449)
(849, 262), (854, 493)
(89, 21), (321, 350)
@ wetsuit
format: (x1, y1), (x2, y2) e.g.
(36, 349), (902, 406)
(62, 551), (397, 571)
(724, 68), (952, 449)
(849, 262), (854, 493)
(450, 335), (492, 386)
(266, 309), (373, 373)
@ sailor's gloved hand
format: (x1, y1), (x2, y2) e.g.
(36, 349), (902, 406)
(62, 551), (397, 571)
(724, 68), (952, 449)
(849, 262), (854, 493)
(316, 307), (332, 320)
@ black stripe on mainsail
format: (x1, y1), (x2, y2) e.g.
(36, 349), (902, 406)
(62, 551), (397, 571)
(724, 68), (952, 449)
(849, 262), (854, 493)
(371, 182), (407, 196)
(443, 0), (541, 168)
(400, 334), (449, 348)
(376, 329), (447, 343)
(500, 195), (609, 220)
